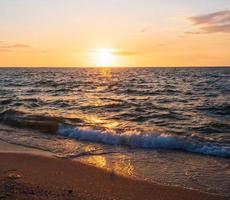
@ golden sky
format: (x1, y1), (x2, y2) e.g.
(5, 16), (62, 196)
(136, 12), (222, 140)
(0, 0), (229, 67)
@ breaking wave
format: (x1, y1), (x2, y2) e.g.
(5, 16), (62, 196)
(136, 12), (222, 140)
(59, 126), (230, 158)
(0, 109), (229, 158)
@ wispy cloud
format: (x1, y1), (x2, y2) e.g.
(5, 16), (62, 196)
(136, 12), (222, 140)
(152, 43), (165, 48)
(184, 31), (202, 35)
(189, 10), (230, 25)
(2, 44), (30, 48)
(89, 49), (142, 56)
(0, 41), (30, 51)
(186, 10), (230, 34)
(201, 24), (230, 33)
(113, 50), (141, 56)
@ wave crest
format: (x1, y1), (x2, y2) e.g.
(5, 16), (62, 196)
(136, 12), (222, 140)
(59, 126), (230, 158)
(0, 109), (61, 134)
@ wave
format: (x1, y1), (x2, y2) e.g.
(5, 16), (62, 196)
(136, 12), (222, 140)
(0, 109), (229, 158)
(0, 109), (85, 134)
(197, 103), (230, 116)
(0, 99), (13, 105)
(0, 109), (62, 134)
(59, 126), (230, 158)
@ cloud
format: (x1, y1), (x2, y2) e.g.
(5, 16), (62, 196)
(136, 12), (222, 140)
(0, 41), (30, 50)
(184, 31), (202, 35)
(113, 50), (141, 56)
(89, 49), (142, 56)
(201, 24), (230, 33)
(140, 27), (150, 33)
(152, 43), (165, 48)
(0, 44), (30, 49)
(186, 10), (230, 34)
(188, 10), (230, 25)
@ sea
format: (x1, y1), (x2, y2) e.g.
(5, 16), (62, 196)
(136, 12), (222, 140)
(0, 67), (229, 196)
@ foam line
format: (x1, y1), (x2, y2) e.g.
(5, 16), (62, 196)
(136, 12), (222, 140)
(58, 126), (230, 158)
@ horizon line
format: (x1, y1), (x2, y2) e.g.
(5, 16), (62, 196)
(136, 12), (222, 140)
(0, 66), (230, 68)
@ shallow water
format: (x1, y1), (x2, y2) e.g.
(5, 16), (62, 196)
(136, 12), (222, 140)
(0, 67), (229, 196)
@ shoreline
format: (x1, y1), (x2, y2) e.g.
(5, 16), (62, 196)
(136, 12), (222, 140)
(0, 141), (228, 200)
(0, 140), (53, 156)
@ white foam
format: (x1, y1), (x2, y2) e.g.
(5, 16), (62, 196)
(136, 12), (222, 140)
(58, 126), (230, 158)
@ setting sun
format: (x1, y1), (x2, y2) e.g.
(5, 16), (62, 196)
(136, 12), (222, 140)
(95, 48), (117, 67)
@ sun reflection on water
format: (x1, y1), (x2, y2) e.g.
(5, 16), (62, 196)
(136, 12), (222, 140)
(81, 154), (134, 177)
(85, 156), (107, 168)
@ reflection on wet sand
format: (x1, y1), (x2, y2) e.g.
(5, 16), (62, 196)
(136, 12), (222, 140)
(80, 154), (134, 176)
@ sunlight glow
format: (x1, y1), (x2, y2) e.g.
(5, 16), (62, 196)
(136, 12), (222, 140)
(95, 48), (117, 67)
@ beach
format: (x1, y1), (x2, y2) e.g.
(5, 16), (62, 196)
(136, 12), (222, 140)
(0, 141), (227, 200)
(0, 0), (230, 199)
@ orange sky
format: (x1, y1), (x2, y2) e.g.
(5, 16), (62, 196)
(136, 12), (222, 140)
(0, 0), (229, 67)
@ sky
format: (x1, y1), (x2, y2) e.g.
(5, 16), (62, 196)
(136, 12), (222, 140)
(0, 0), (229, 67)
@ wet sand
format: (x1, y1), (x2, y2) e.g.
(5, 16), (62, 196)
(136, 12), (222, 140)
(0, 150), (227, 200)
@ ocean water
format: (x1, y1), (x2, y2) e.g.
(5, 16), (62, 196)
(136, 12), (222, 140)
(0, 67), (229, 196)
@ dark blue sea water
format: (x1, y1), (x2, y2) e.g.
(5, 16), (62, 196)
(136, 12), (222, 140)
(0, 67), (229, 196)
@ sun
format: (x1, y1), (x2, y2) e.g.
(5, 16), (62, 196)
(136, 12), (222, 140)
(95, 48), (117, 67)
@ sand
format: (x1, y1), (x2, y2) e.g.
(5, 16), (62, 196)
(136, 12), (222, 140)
(0, 148), (228, 200)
